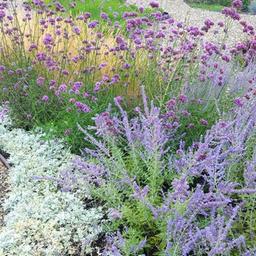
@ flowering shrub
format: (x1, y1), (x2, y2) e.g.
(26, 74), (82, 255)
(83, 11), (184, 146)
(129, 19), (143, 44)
(0, 107), (103, 255)
(49, 87), (254, 255)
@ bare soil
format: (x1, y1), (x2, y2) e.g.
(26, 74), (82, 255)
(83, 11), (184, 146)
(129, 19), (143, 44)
(0, 151), (10, 227)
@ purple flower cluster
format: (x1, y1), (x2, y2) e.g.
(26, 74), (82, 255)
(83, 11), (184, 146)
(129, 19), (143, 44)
(1, 0), (254, 122)
(69, 88), (256, 255)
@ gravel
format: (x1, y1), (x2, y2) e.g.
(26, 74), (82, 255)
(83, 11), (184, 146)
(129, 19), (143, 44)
(127, 0), (256, 46)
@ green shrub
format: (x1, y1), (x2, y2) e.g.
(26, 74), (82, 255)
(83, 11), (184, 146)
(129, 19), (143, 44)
(186, 0), (250, 10)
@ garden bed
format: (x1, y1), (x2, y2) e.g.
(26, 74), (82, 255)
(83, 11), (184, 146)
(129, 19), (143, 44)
(1, 0), (256, 255)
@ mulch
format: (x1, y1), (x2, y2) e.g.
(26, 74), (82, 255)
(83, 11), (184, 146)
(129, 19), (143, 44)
(0, 151), (10, 227)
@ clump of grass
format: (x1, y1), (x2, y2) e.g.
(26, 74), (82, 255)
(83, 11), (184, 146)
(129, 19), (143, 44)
(45, 0), (153, 25)
(188, 2), (225, 12)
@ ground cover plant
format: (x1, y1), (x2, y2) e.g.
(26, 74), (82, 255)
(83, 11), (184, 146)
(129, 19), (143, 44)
(0, 0), (256, 255)
(0, 106), (103, 255)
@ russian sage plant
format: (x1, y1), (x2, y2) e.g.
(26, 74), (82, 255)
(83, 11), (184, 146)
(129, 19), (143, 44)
(55, 88), (256, 255)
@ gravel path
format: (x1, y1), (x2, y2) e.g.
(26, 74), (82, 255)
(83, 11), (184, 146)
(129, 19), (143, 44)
(4, 0), (25, 15)
(127, 0), (256, 46)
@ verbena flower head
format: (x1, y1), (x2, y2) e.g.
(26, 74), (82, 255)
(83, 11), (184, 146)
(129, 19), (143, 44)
(149, 1), (159, 8)
(232, 0), (243, 9)
(41, 95), (49, 102)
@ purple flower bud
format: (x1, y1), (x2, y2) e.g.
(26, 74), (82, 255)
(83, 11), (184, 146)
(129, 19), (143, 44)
(200, 119), (208, 126)
(33, 0), (44, 6)
(63, 128), (72, 136)
(100, 12), (108, 20)
(234, 98), (244, 107)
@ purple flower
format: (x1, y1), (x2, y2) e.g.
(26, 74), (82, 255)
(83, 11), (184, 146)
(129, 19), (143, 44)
(36, 52), (47, 61)
(222, 7), (240, 20)
(94, 81), (102, 92)
(88, 20), (98, 29)
(29, 43), (38, 51)
(75, 101), (91, 113)
(62, 70), (69, 76)
(0, 65), (5, 72)
(58, 84), (67, 92)
(200, 119), (208, 126)
(43, 33), (53, 45)
(149, 1), (159, 8)
(178, 94), (188, 103)
(72, 81), (83, 92)
(218, 21), (224, 27)
(33, 0), (44, 6)
(111, 74), (120, 84)
(83, 12), (91, 20)
(49, 80), (56, 87)
(100, 12), (108, 20)
(0, 10), (6, 21)
(232, 0), (243, 9)
(64, 128), (72, 136)
(41, 95), (49, 102)
(234, 97), (244, 107)
(36, 76), (45, 86)
(139, 7), (144, 13)
(167, 98), (177, 109)
(172, 177), (190, 202)
(73, 26), (81, 35)
(114, 96), (123, 104)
